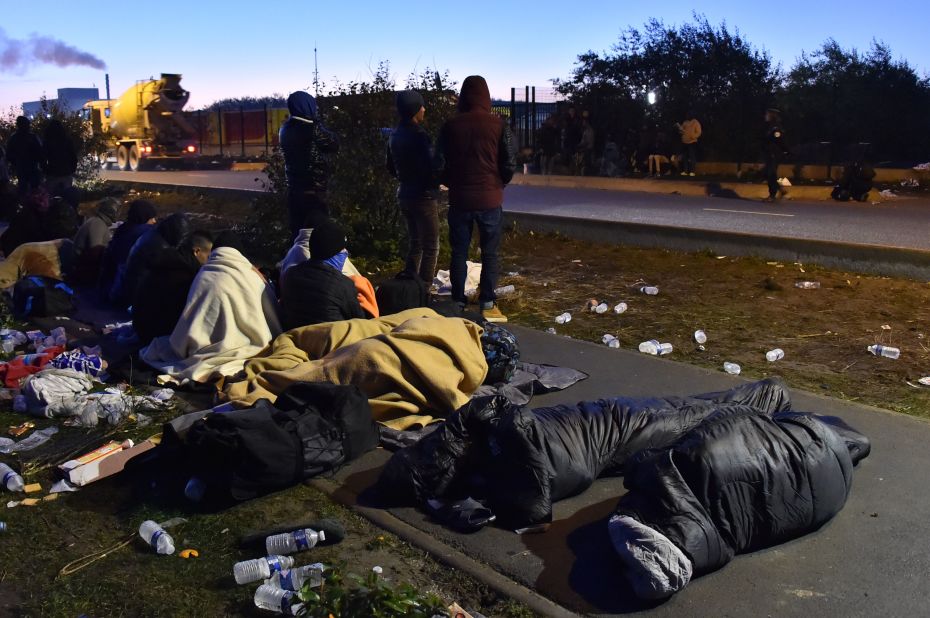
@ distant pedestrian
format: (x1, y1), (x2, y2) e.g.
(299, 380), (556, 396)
(279, 91), (339, 238)
(561, 107), (581, 169)
(576, 112), (595, 175)
(600, 135), (621, 177)
(387, 90), (440, 283)
(762, 108), (789, 202)
(536, 116), (560, 175)
(676, 112), (702, 176)
(5, 116), (43, 196)
(42, 119), (78, 196)
(434, 75), (516, 323)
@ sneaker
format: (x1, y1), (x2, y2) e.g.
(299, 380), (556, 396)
(481, 304), (508, 323)
(689, 172), (696, 177)
(680, 172), (687, 176)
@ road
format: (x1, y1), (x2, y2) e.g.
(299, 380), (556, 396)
(101, 170), (930, 250)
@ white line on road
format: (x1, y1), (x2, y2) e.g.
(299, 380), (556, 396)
(703, 208), (795, 217)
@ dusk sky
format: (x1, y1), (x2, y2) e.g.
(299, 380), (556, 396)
(2, 0), (927, 113)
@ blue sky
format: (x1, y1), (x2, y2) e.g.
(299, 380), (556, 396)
(1, 0), (927, 113)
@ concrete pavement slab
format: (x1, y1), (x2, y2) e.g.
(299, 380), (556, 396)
(316, 325), (930, 617)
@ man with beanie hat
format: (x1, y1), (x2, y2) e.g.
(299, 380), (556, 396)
(279, 91), (339, 238)
(72, 197), (119, 283)
(281, 218), (365, 329)
(387, 89), (440, 283)
(434, 75), (516, 323)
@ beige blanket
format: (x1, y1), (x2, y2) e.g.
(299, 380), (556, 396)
(222, 308), (488, 430)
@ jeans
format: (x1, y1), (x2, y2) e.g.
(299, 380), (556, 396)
(448, 206), (502, 306)
(400, 197), (440, 283)
(287, 188), (329, 239)
(764, 156), (780, 198)
(683, 143), (697, 174)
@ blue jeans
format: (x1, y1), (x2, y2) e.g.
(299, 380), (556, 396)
(448, 207), (502, 305)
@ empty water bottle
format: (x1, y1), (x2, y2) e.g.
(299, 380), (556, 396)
(266, 563), (325, 591)
(614, 302), (628, 314)
(0, 463), (24, 492)
(265, 528), (326, 555)
(555, 312), (572, 324)
(494, 285), (515, 296)
(601, 334), (620, 348)
(639, 340), (673, 355)
(594, 302), (609, 314)
(867, 344), (900, 359)
(693, 330), (707, 345)
(138, 520), (175, 555)
(723, 362), (741, 375)
(639, 285), (659, 295)
(234, 555), (295, 585)
(766, 348), (785, 362)
(794, 281), (821, 289)
(254, 584), (304, 615)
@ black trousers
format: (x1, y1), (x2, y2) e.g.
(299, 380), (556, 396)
(287, 188), (329, 239)
(764, 156), (780, 198)
(400, 197), (440, 283)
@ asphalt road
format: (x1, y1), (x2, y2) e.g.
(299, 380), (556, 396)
(101, 170), (930, 250)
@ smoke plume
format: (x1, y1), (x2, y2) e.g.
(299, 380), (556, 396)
(0, 27), (106, 73)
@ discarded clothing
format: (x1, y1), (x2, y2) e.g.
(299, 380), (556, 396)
(141, 247), (283, 382)
(222, 308), (487, 430)
(47, 388), (173, 427)
(434, 260), (481, 296)
(0, 346), (66, 388)
(22, 368), (95, 415)
(0, 240), (69, 289)
(471, 362), (588, 406)
(49, 349), (108, 379)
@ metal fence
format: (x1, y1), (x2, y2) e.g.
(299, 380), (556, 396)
(494, 86), (562, 150)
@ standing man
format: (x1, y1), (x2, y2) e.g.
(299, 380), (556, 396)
(279, 91), (339, 238)
(387, 90), (440, 283)
(536, 116), (560, 175)
(5, 116), (43, 196)
(43, 119), (78, 196)
(676, 111), (702, 176)
(763, 108), (789, 202)
(434, 75), (516, 323)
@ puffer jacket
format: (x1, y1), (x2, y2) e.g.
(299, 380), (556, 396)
(279, 92), (339, 193)
(281, 260), (365, 330)
(387, 120), (438, 200)
(434, 76), (517, 211)
(112, 214), (191, 308)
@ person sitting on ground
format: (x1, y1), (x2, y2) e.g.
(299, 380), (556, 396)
(72, 197), (119, 284)
(98, 199), (157, 304)
(0, 238), (74, 289)
(132, 229), (213, 345)
(141, 231), (282, 383)
(281, 218), (366, 330)
(112, 212), (191, 308)
(279, 211), (360, 286)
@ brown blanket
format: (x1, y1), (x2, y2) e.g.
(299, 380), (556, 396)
(222, 308), (488, 430)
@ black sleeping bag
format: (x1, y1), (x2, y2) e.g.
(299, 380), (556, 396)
(380, 378), (793, 526)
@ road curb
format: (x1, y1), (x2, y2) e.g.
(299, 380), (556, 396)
(307, 478), (582, 618)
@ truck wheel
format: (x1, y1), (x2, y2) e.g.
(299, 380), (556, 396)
(128, 145), (143, 172)
(116, 145), (130, 171)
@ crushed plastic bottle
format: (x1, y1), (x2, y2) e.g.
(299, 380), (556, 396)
(138, 520), (175, 555)
(555, 312), (572, 324)
(265, 528), (325, 555)
(0, 463), (24, 492)
(613, 302), (628, 314)
(254, 584), (304, 615)
(594, 302), (609, 314)
(266, 563), (325, 591)
(601, 334), (620, 349)
(765, 348), (785, 362)
(233, 555), (295, 585)
(494, 285), (515, 296)
(693, 330), (707, 345)
(723, 362), (741, 375)
(867, 344), (900, 359)
(545, 327), (557, 335)
(639, 286), (659, 295)
(794, 281), (821, 289)
(638, 340), (673, 355)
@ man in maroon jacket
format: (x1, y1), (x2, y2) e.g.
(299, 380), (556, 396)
(434, 75), (517, 323)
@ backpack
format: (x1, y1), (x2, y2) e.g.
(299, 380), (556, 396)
(180, 382), (378, 502)
(12, 276), (76, 319)
(376, 272), (429, 315)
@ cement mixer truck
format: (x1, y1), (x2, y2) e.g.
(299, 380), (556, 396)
(84, 73), (198, 171)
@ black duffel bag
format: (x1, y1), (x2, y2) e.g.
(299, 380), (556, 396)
(182, 382), (378, 501)
(12, 276), (75, 319)
(376, 272), (429, 315)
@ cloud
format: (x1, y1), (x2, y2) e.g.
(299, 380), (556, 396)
(0, 27), (106, 74)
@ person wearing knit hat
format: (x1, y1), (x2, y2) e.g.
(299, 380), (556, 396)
(281, 217), (365, 329)
(73, 197), (119, 260)
(387, 90), (440, 284)
(98, 199), (158, 304)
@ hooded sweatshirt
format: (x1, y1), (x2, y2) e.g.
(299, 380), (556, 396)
(434, 76), (517, 211)
(279, 92), (339, 193)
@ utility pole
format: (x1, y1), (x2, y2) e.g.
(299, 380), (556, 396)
(313, 44), (320, 97)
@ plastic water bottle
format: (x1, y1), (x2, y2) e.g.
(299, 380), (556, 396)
(639, 340), (673, 355)
(266, 563), (324, 591)
(233, 555), (295, 585)
(545, 327), (557, 335)
(794, 281), (821, 289)
(601, 334), (620, 348)
(766, 348), (785, 362)
(0, 463), (24, 492)
(555, 312), (572, 324)
(0, 521), (6, 533)
(693, 330), (707, 345)
(594, 302), (609, 314)
(867, 344), (900, 359)
(614, 302), (628, 314)
(138, 520), (175, 555)
(254, 584), (304, 615)
(723, 362), (741, 375)
(265, 528), (326, 555)
(639, 285), (659, 295)
(494, 285), (515, 296)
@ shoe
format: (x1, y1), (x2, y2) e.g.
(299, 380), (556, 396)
(689, 172), (696, 177)
(481, 304), (508, 323)
(680, 172), (687, 176)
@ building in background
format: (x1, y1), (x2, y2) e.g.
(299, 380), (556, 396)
(22, 87), (100, 117)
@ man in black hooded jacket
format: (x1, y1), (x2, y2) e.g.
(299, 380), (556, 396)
(279, 91), (339, 238)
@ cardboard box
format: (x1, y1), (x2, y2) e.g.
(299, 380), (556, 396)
(58, 435), (161, 486)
